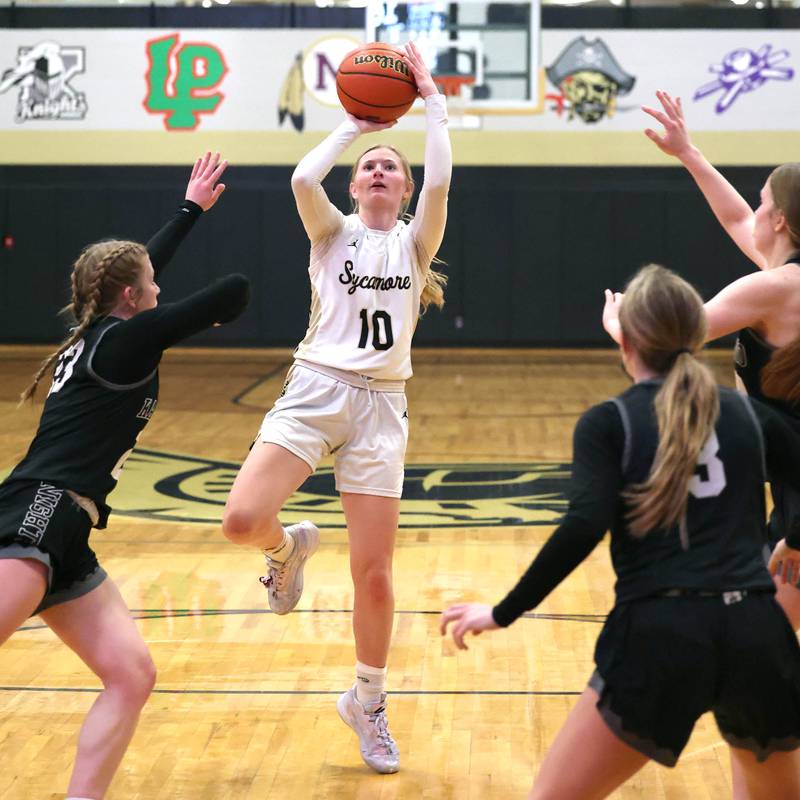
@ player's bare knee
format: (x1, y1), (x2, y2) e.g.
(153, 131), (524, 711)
(354, 565), (393, 605)
(104, 651), (156, 707)
(221, 507), (258, 544)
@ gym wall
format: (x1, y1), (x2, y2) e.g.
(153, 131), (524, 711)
(0, 6), (797, 347)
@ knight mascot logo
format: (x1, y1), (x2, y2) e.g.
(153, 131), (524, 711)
(0, 41), (88, 123)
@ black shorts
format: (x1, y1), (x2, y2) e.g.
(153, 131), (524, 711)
(592, 593), (800, 767)
(0, 479), (106, 614)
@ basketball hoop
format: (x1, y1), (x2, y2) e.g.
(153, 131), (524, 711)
(433, 73), (476, 97)
(434, 74), (481, 130)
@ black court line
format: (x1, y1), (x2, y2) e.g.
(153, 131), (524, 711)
(231, 360), (292, 409)
(0, 686), (582, 697)
(17, 608), (605, 632)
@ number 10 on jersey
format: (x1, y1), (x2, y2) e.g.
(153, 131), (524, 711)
(358, 309), (394, 351)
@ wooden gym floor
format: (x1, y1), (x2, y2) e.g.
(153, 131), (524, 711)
(0, 346), (742, 799)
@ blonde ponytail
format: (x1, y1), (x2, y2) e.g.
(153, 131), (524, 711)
(618, 264), (720, 537)
(20, 240), (147, 403)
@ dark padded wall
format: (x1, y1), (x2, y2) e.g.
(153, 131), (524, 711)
(0, 164), (761, 347)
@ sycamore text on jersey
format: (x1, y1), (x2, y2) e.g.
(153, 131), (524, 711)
(338, 260), (412, 296)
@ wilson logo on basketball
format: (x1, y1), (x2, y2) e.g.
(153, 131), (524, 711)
(108, 449), (570, 528)
(352, 54), (411, 78)
(336, 43), (418, 123)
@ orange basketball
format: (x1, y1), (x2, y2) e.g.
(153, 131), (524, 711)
(336, 43), (418, 123)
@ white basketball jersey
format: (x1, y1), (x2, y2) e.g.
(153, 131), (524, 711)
(294, 214), (423, 380)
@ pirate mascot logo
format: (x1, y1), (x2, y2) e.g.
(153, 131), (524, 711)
(546, 37), (635, 124)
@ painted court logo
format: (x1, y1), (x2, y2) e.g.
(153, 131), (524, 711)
(111, 449), (571, 528)
(144, 34), (227, 130)
(0, 41), (88, 123)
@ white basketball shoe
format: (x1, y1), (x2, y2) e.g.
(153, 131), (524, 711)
(336, 685), (400, 774)
(259, 520), (319, 615)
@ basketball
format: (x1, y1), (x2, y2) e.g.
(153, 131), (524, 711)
(336, 43), (418, 123)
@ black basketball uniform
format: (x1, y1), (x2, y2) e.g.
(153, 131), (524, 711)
(0, 201), (250, 612)
(734, 263), (800, 549)
(492, 380), (800, 766)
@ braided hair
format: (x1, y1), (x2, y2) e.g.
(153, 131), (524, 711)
(20, 240), (148, 403)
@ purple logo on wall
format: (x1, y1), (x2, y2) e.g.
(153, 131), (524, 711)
(694, 45), (794, 114)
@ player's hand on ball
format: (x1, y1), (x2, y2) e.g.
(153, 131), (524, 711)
(186, 151), (227, 211)
(440, 603), (499, 650)
(346, 113), (397, 134)
(404, 40), (438, 99)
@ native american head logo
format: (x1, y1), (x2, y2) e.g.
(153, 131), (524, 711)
(545, 37), (635, 124)
(278, 51), (305, 132)
(278, 37), (363, 133)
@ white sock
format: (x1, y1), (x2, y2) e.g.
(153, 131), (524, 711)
(264, 528), (295, 563)
(355, 661), (387, 707)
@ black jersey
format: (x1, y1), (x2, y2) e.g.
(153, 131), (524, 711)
(604, 382), (771, 598)
(7, 317), (158, 527)
(4, 272), (248, 527)
(3, 201), (250, 528)
(734, 326), (775, 401)
(734, 259), (800, 403)
(492, 381), (797, 627)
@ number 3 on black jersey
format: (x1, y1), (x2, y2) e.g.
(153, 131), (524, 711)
(358, 309), (394, 351)
(688, 431), (727, 499)
(48, 339), (85, 396)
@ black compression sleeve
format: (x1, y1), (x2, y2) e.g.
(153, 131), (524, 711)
(91, 274), (250, 385)
(492, 517), (603, 627)
(146, 200), (202, 277)
(491, 402), (624, 627)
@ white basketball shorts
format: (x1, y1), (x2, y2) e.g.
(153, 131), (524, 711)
(258, 361), (409, 498)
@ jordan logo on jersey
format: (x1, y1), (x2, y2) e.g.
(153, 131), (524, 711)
(338, 259), (411, 296)
(137, 398), (158, 420)
(348, 239), (359, 248)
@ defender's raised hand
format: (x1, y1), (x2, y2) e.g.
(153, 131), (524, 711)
(642, 91), (693, 159)
(186, 151), (228, 211)
(602, 289), (624, 345)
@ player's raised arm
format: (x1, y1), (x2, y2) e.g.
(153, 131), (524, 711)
(291, 116), (394, 244)
(642, 91), (765, 269)
(146, 152), (228, 276)
(405, 41), (451, 264)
